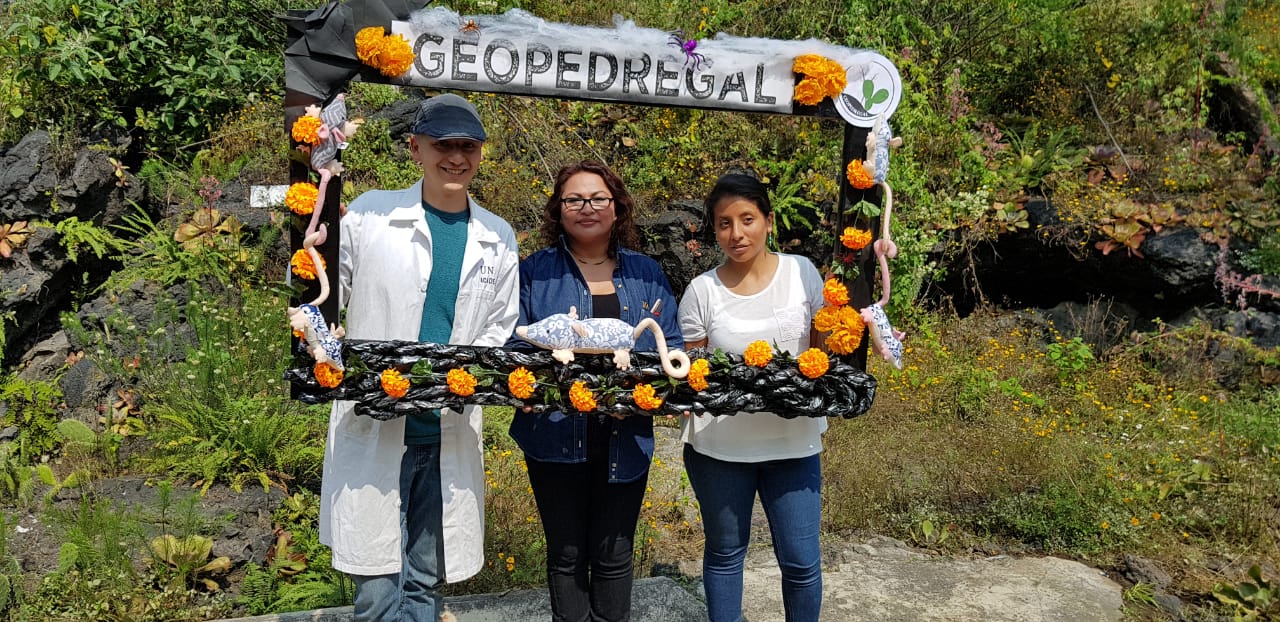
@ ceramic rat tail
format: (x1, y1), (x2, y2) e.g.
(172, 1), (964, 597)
(632, 318), (691, 379)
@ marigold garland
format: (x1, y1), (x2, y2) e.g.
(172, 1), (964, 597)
(796, 348), (830, 379)
(687, 358), (710, 392)
(743, 340), (773, 367)
(314, 362), (344, 388)
(290, 248), (324, 280)
(285, 182), (318, 216)
(291, 115), (322, 146)
(380, 368), (410, 399)
(568, 380), (597, 412)
(846, 159), (875, 190)
(447, 368), (477, 397)
(791, 54), (847, 106)
(823, 278), (850, 307)
(841, 227), (872, 251)
(633, 383), (663, 410)
(507, 367), (536, 399)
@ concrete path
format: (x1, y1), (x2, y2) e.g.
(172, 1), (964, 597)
(212, 544), (1123, 622)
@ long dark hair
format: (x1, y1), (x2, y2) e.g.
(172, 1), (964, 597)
(539, 160), (641, 255)
(703, 172), (772, 233)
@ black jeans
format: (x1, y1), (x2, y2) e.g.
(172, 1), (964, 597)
(526, 452), (649, 622)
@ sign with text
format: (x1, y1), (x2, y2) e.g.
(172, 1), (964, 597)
(391, 7), (901, 125)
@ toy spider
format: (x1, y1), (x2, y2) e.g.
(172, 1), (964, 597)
(459, 19), (480, 34)
(668, 29), (710, 71)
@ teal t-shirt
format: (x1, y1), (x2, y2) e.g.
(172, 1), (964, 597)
(405, 201), (469, 446)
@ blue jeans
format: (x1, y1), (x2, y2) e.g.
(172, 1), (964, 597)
(352, 444), (446, 622)
(683, 445), (823, 622)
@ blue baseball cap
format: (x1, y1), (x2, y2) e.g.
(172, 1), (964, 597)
(411, 94), (487, 142)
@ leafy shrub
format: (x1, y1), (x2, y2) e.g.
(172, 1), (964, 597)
(0, 376), (64, 462)
(1, 0), (293, 158)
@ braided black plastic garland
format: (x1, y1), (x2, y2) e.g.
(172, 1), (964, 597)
(286, 341), (877, 420)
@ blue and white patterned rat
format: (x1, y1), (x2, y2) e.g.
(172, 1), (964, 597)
(516, 306), (690, 379)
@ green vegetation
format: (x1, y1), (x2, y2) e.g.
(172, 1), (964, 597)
(1, 0), (1278, 619)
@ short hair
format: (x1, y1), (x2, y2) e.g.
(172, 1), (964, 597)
(539, 161), (641, 254)
(703, 172), (772, 232)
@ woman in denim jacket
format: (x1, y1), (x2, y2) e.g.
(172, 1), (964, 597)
(508, 160), (683, 622)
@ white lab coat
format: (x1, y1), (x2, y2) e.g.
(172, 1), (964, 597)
(318, 180), (520, 579)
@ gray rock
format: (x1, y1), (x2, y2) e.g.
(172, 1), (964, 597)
(16, 331), (71, 382)
(1142, 227), (1217, 290)
(744, 555), (1123, 622)
(1122, 553), (1172, 588)
(208, 576), (708, 622)
(0, 426), (18, 441)
(59, 358), (111, 410)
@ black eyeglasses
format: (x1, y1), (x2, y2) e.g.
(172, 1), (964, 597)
(560, 197), (614, 211)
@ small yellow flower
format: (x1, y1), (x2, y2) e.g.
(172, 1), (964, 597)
(381, 369), (410, 399)
(1130, 517), (1141, 526)
(291, 114), (323, 146)
(569, 380), (597, 412)
(508, 367), (536, 399)
(633, 383), (663, 410)
(314, 361), (343, 388)
(823, 278), (850, 308)
(290, 248), (324, 280)
(797, 348), (829, 379)
(743, 340), (773, 367)
(846, 159), (875, 190)
(841, 227), (872, 250)
(447, 368), (477, 397)
(285, 182), (318, 216)
(687, 359), (709, 392)
(1101, 521), (1110, 530)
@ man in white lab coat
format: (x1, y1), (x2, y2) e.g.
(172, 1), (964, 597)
(318, 93), (520, 622)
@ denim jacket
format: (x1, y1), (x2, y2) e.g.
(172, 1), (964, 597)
(507, 240), (684, 483)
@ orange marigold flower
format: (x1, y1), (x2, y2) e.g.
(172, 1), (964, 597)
(841, 227), (871, 251)
(793, 79), (826, 106)
(826, 321), (866, 355)
(285, 182), (318, 216)
(633, 383), (663, 410)
(355, 26), (386, 65)
(687, 358), (710, 392)
(292, 328), (305, 339)
(838, 305), (866, 333)
(797, 348), (830, 379)
(381, 368), (410, 399)
(290, 248), (324, 280)
(743, 340), (773, 367)
(447, 368), (477, 397)
(377, 34), (415, 77)
(291, 114), (323, 146)
(314, 361), (344, 388)
(823, 278), (849, 307)
(817, 69), (848, 98)
(569, 380), (596, 412)
(792, 54), (827, 75)
(846, 159), (875, 190)
(813, 306), (841, 332)
(508, 367), (536, 400)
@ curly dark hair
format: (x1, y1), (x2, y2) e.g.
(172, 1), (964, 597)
(538, 160), (641, 254)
